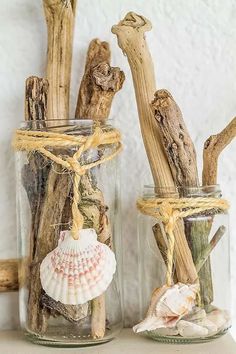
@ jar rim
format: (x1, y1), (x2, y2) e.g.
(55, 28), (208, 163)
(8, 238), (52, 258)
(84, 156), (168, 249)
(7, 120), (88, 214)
(142, 184), (222, 198)
(20, 118), (113, 126)
(19, 118), (114, 132)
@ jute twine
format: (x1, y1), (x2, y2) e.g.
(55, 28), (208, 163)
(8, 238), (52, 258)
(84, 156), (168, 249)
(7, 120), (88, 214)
(137, 196), (229, 286)
(13, 126), (122, 240)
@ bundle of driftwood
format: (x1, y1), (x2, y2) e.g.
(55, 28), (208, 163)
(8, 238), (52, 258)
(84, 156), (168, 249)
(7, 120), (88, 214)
(112, 12), (236, 310)
(0, 0), (124, 340)
(0, 6), (236, 338)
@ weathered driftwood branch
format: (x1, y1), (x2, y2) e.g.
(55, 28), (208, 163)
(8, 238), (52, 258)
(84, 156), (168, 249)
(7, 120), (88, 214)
(151, 89), (199, 187)
(23, 77), (51, 333)
(76, 38), (125, 120)
(203, 117), (236, 185)
(112, 12), (197, 284)
(0, 259), (18, 292)
(195, 226), (226, 273)
(43, 0), (77, 119)
(27, 0), (81, 332)
(151, 89), (214, 307)
(75, 38), (125, 339)
(25, 76), (49, 124)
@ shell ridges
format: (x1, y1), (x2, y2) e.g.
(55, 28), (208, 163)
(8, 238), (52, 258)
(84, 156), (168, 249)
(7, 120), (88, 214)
(40, 228), (116, 305)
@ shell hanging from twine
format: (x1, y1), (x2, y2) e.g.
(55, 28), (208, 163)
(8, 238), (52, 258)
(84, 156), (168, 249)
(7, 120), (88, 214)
(40, 228), (116, 305)
(133, 282), (199, 333)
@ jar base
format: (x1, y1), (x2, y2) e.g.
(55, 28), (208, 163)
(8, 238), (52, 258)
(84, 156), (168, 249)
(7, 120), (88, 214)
(144, 328), (229, 344)
(24, 326), (121, 347)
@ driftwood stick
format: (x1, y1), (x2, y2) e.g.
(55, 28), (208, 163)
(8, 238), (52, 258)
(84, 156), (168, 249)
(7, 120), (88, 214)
(0, 78), (48, 294)
(112, 12), (197, 284)
(0, 259), (18, 292)
(151, 89), (214, 306)
(43, 0), (77, 119)
(25, 77), (49, 123)
(151, 89), (199, 187)
(23, 77), (52, 333)
(195, 226), (226, 273)
(112, 13), (170, 185)
(75, 38), (124, 339)
(28, 167), (72, 333)
(76, 38), (125, 120)
(203, 117), (236, 185)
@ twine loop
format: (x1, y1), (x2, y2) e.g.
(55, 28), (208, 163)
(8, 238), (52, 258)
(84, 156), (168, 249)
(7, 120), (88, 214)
(13, 125), (122, 240)
(137, 196), (229, 286)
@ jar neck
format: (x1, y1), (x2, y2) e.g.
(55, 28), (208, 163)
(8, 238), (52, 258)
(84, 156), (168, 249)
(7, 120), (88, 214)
(20, 119), (113, 134)
(142, 185), (222, 199)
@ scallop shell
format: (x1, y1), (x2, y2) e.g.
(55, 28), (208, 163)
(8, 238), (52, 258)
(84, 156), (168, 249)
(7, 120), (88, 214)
(40, 228), (116, 305)
(133, 282), (199, 333)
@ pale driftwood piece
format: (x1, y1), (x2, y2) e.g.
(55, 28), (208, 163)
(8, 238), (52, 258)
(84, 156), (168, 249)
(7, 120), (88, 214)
(203, 117), (236, 185)
(76, 39), (125, 120)
(195, 226), (226, 273)
(75, 38), (124, 339)
(91, 295), (106, 339)
(43, 0), (77, 120)
(112, 12), (197, 284)
(0, 259), (18, 292)
(151, 89), (199, 187)
(151, 89), (214, 306)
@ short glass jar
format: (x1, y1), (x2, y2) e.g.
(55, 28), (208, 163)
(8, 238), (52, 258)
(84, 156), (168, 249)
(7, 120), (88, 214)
(135, 185), (230, 344)
(15, 120), (122, 346)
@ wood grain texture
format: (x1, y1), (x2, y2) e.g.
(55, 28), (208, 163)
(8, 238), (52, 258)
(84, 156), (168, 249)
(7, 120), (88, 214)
(75, 38), (125, 339)
(112, 12), (197, 284)
(0, 259), (18, 292)
(25, 77), (49, 122)
(151, 89), (199, 187)
(43, 0), (77, 120)
(203, 117), (236, 185)
(76, 38), (125, 120)
(151, 89), (214, 307)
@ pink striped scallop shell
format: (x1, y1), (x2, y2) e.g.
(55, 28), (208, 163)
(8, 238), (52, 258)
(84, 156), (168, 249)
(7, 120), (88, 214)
(40, 228), (116, 305)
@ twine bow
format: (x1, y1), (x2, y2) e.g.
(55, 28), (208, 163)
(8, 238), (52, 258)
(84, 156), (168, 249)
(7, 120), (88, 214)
(137, 197), (229, 286)
(13, 126), (122, 239)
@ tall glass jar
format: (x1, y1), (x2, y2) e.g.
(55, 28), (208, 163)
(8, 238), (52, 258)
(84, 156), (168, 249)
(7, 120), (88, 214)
(135, 185), (230, 344)
(15, 119), (122, 346)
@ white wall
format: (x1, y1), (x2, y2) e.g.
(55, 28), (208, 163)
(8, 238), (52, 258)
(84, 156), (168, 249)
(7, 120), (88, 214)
(0, 0), (236, 333)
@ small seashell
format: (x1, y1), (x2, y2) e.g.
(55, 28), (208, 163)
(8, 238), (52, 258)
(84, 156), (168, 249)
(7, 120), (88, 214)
(177, 320), (208, 338)
(149, 327), (179, 336)
(193, 318), (217, 335)
(40, 228), (116, 305)
(133, 282), (199, 333)
(207, 309), (231, 332)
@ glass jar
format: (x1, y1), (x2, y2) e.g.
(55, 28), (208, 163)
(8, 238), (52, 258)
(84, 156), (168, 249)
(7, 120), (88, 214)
(15, 119), (122, 346)
(135, 185), (230, 344)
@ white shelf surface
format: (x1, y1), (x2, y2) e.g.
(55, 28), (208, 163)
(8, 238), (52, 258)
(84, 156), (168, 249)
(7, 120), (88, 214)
(0, 329), (236, 354)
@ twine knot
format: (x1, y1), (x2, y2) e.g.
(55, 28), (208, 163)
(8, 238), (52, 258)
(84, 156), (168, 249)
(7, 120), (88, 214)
(66, 157), (86, 176)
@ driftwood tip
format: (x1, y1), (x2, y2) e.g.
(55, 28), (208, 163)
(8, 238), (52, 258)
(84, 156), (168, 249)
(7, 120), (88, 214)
(89, 38), (110, 52)
(151, 89), (173, 109)
(112, 11), (152, 35)
(92, 63), (125, 92)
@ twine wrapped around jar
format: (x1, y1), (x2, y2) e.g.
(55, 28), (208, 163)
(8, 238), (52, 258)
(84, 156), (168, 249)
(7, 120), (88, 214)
(13, 126), (122, 239)
(137, 196), (229, 286)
